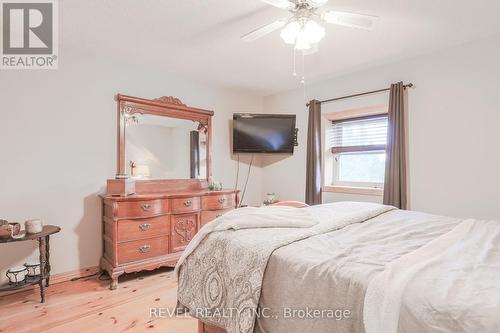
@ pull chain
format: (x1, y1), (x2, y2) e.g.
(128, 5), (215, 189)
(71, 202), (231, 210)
(292, 48), (297, 77)
(300, 51), (306, 85)
(291, 47), (307, 104)
(301, 51), (307, 105)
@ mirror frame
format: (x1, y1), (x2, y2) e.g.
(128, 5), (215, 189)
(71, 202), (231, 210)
(115, 94), (213, 182)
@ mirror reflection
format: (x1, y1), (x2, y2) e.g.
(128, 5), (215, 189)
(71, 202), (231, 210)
(125, 114), (207, 180)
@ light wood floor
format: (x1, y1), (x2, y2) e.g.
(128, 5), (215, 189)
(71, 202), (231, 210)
(0, 268), (197, 333)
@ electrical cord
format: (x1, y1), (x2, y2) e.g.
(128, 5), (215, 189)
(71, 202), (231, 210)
(239, 154), (253, 207)
(98, 271), (111, 281)
(70, 270), (109, 282)
(234, 153), (240, 190)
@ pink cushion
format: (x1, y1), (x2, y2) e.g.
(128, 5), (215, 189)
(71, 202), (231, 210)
(271, 201), (310, 208)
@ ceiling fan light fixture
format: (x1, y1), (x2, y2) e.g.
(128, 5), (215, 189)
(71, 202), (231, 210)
(247, 0), (378, 56)
(303, 20), (325, 44)
(280, 18), (324, 50)
(280, 20), (301, 44)
(295, 31), (312, 50)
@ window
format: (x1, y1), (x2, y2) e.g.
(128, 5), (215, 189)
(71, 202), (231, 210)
(327, 115), (388, 189)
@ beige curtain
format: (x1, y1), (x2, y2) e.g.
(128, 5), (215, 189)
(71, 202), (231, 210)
(305, 100), (322, 205)
(383, 82), (408, 209)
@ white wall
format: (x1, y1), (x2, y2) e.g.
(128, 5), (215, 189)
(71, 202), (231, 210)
(0, 49), (263, 282)
(263, 35), (500, 220)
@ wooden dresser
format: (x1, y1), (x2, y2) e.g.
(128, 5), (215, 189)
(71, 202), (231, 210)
(101, 94), (239, 289)
(101, 186), (238, 289)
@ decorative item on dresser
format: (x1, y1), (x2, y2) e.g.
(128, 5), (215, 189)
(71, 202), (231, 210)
(100, 94), (239, 289)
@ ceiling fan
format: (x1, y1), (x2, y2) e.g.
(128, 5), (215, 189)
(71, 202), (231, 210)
(241, 0), (378, 51)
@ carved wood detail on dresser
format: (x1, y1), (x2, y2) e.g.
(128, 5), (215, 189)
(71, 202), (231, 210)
(100, 94), (239, 289)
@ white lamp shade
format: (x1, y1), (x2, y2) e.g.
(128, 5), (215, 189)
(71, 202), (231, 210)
(304, 20), (325, 44)
(295, 30), (311, 50)
(280, 21), (301, 44)
(280, 18), (325, 50)
(135, 165), (151, 178)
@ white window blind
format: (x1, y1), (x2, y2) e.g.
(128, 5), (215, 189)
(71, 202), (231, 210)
(328, 115), (388, 154)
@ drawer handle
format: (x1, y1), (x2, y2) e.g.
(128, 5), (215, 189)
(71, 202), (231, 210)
(141, 204), (152, 211)
(184, 200), (192, 207)
(139, 245), (151, 253)
(139, 223), (151, 231)
(218, 198), (226, 204)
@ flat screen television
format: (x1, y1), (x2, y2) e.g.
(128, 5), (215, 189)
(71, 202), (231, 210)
(233, 113), (296, 154)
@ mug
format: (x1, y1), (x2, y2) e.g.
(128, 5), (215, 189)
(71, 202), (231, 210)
(25, 219), (43, 234)
(6, 266), (28, 284)
(24, 261), (41, 277)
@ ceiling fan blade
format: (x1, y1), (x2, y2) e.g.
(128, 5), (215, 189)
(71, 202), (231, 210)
(241, 20), (286, 42)
(260, 0), (294, 9)
(322, 11), (378, 31)
(309, 0), (330, 8)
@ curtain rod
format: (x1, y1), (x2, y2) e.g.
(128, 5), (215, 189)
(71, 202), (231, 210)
(306, 83), (414, 107)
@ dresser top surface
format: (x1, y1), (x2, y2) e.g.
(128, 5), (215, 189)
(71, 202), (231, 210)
(102, 189), (239, 202)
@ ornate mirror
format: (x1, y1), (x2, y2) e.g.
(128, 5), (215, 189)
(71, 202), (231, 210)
(115, 94), (213, 183)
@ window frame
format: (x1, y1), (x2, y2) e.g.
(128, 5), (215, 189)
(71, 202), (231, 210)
(332, 150), (386, 189)
(322, 105), (388, 196)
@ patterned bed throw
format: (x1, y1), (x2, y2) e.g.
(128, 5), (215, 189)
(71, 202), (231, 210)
(177, 202), (395, 333)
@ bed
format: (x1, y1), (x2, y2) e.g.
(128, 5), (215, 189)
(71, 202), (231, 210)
(176, 202), (500, 333)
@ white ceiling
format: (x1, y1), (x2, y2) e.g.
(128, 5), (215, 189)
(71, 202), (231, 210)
(62, 0), (500, 96)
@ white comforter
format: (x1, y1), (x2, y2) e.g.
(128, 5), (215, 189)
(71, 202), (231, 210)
(176, 202), (395, 333)
(254, 208), (461, 333)
(364, 219), (500, 333)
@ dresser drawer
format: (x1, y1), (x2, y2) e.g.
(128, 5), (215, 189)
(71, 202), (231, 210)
(117, 216), (170, 242)
(116, 199), (169, 218)
(171, 213), (198, 253)
(202, 193), (236, 210)
(117, 236), (169, 264)
(171, 197), (200, 214)
(200, 208), (233, 227)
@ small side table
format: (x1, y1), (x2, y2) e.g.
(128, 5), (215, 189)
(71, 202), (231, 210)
(0, 225), (61, 303)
